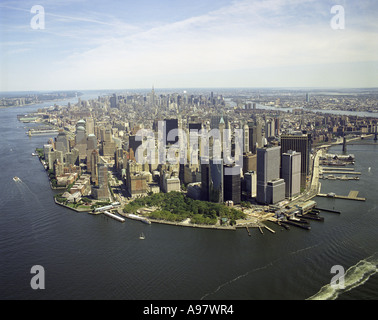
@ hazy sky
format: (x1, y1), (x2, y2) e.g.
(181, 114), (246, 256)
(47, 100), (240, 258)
(1, 0), (377, 91)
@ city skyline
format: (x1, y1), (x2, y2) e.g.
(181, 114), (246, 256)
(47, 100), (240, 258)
(1, 0), (378, 92)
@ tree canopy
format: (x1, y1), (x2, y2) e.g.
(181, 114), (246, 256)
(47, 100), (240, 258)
(123, 191), (245, 225)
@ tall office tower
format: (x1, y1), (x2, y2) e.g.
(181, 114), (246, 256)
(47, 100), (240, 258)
(56, 131), (69, 154)
(266, 179), (286, 204)
(164, 118), (179, 145)
(86, 117), (95, 135)
(257, 121), (263, 148)
(218, 116), (226, 154)
(244, 171), (257, 198)
(87, 134), (97, 151)
(306, 93), (310, 103)
(75, 124), (87, 161)
(76, 125), (86, 144)
(48, 150), (64, 170)
(209, 159), (224, 203)
(248, 123), (257, 154)
(256, 146), (285, 205)
(90, 149), (99, 184)
(43, 144), (53, 161)
(201, 158), (224, 203)
(201, 160), (210, 201)
(265, 119), (275, 138)
(65, 148), (79, 166)
(86, 134), (98, 173)
(223, 165), (241, 204)
(188, 122), (202, 163)
(91, 163), (109, 200)
(102, 128), (116, 156)
(243, 152), (257, 174)
(243, 124), (249, 154)
(280, 134), (311, 190)
(275, 117), (280, 136)
(110, 93), (118, 108)
(98, 163), (108, 194)
(282, 150), (301, 199)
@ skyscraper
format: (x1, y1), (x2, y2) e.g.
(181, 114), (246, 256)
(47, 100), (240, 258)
(209, 159), (224, 203)
(224, 164), (241, 204)
(201, 158), (224, 203)
(248, 123), (257, 154)
(282, 150), (301, 199)
(243, 124), (249, 154)
(91, 163), (109, 200)
(280, 134), (311, 190)
(56, 131), (69, 154)
(256, 146), (285, 205)
(86, 117), (95, 135)
(164, 118), (179, 145)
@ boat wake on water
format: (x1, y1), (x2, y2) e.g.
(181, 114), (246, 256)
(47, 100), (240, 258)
(200, 262), (275, 300)
(200, 244), (322, 300)
(307, 252), (378, 300)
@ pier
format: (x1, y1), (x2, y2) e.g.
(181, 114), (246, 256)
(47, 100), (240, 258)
(321, 171), (361, 175)
(317, 190), (366, 201)
(103, 211), (125, 222)
(315, 207), (341, 214)
(264, 225), (276, 234)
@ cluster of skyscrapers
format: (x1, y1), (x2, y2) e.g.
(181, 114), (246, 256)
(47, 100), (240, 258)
(39, 90), (314, 208)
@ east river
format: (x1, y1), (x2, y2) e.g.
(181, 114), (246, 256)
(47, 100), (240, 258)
(1, 95), (378, 300)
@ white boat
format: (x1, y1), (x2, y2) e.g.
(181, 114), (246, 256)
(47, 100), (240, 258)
(32, 152), (38, 156)
(139, 233), (145, 240)
(13, 176), (21, 182)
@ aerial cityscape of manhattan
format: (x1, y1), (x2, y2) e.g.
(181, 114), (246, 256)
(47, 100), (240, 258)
(1, 0), (378, 305)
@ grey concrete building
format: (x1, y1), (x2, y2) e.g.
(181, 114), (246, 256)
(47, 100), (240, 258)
(282, 150), (301, 199)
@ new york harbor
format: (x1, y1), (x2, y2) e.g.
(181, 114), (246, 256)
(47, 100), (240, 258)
(1, 0), (378, 305)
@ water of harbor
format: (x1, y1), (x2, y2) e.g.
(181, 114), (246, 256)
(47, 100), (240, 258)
(1, 97), (378, 300)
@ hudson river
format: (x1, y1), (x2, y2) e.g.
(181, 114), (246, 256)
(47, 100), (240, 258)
(1, 96), (378, 300)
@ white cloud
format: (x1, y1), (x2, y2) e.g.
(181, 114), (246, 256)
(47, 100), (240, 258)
(2, 0), (378, 90)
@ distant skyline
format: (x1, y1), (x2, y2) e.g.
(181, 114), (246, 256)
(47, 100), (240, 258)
(1, 0), (378, 92)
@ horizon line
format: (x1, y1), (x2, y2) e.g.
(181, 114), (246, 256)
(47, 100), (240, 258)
(1, 86), (378, 94)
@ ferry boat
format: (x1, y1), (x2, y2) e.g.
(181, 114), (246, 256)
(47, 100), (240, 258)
(13, 176), (21, 182)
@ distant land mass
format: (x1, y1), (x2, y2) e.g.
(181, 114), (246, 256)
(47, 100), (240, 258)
(0, 91), (83, 108)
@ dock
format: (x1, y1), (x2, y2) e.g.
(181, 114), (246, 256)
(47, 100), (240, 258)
(258, 226), (264, 234)
(103, 211), (125, 222)
(317, 190), (366, 201)
(264, 225), (276, 234)
(281, 220), (311, 230)
(320, 167), (354, 171)
(321, 171), (361, 175)
(315, 207), (341, 214)
(245, 226), (251, 236)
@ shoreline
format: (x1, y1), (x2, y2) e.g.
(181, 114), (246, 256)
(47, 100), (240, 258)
(54, 198), (92, 213)
(119, 211), (238, 231)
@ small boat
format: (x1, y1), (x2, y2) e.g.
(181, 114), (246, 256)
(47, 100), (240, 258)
(139, 233), (145, 240)
(13, 176), (21, 182)
(32, 152), (38, 156)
